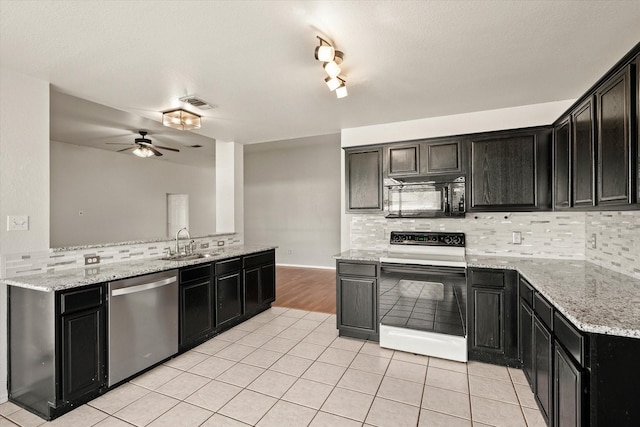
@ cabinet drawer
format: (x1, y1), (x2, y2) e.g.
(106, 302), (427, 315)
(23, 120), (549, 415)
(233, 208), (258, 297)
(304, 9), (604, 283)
(534, 292), (554, 331)
(469, 269), (505, 288)
(338, 262), (377, 277)
(243, 251), (275, 269)
(215, 258), (242, 275)
(60, 285), (103, 315)
(519, 277), (534, 306)
(180, 263), (212, 283)
(554, 311), (586, 367)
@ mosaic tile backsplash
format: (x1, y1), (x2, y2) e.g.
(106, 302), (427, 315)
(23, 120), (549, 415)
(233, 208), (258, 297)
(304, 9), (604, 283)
(1, 234), (243, 279)
(350, 212), (587, 258)
(585, 210), (640, 279)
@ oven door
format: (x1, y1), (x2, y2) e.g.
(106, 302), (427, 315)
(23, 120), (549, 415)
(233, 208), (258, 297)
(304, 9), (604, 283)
(379, 263), (467, 336)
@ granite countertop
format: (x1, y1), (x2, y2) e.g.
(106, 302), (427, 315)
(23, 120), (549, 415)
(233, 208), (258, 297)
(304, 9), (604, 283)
(335, 250), (640, 339)
(2, 245), (276, 292)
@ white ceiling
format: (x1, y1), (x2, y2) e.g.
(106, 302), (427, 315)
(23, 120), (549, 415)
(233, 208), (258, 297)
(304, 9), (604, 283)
(1, 0), (640, 147)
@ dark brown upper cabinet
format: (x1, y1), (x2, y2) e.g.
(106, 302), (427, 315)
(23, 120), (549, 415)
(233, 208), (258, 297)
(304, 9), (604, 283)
(384, 139), (464, 179)
(469, 128), (551, 211)
(635, 54), (640, 202)
(424, 140), (463, 175)
(345, 147), (383, 212)
(386, 143), (419, 177)
(596, 65), (632, 205)
(571, 98), (596, 207)
(553, 117), (571, 209)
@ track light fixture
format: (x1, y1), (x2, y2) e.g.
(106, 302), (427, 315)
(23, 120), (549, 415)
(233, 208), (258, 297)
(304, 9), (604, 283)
(314, 36), (348, 98)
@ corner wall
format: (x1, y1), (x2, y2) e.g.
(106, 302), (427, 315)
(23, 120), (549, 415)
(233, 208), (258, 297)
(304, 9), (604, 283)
(0, 68), (51, 402)
(244, 134), (341, 268)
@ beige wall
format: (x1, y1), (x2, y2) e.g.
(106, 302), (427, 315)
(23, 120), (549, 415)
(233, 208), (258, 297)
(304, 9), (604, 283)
(50, 141), (216, 247)
(244, 134), (341, 268)
(0, 68), (51, 401)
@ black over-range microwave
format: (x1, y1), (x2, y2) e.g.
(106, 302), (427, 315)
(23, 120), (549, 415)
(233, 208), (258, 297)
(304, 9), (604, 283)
(384, 176), (466, 218)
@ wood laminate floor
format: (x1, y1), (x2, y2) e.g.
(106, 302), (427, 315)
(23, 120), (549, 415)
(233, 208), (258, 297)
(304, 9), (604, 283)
(274, 266), (336, 314)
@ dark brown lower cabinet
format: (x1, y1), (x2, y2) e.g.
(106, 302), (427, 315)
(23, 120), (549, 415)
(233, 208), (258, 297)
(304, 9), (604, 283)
(179, 278), (214, 348)
(216, 268), (243, 328)
(60, 301), (105, 403)
(519, 298), (535, 387)
(243, 250), (276, 315)
(336, 261), (379, 341)
(467, 268), (518, 365)
(534, 317), (553, 425)
(554, 342), (583, 427)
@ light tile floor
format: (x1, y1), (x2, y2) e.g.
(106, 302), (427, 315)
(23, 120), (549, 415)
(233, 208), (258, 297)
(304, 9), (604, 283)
(0, 307), (546, 427)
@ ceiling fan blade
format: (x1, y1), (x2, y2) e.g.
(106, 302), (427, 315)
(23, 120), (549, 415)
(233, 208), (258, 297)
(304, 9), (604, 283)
(106, 142), (134, 146)
(155, 145), (180, 152)
(148, 146), (163, 157)
(117, 147), (134, 152)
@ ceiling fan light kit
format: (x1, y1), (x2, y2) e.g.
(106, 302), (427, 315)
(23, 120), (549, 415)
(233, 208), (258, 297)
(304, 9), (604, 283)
(315, 36), (347, 98)
(162, 109), (202, 131)
(132, 146), (155, 158)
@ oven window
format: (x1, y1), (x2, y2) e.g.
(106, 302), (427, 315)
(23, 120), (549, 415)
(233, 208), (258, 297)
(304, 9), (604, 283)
(379, 269), (466, 336)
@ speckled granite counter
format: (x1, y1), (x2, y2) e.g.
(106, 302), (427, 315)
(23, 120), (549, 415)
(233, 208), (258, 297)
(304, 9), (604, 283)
(2, 245), (276, 292)
(334, 250), (640, 339)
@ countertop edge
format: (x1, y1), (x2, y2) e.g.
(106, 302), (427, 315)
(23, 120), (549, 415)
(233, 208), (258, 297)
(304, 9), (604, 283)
(2, 246), (277, 292)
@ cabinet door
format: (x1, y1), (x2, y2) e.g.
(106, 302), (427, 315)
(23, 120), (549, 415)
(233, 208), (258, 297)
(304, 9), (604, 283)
(424, 140), (462, 174)
(345, 148), (382, 212)
(470, 132), (545, 210)
(519, 299), (535, 388)
(387, 144), (419, 176)
(469, 287), (504, 353)
(338, 277), (377, 333)
(554, 117), (571, 209)
(596, 66), (632, 205)
(216, 272), (242, 327)
(179, 280), (214, 347)
(636, 55), (640, 202)
(260, 264), (276, 305)
(554, 342), (583, 427)
(243, 267), (261, 314)
(572, 98), (595, 207)
(61, 306), (105, 402)
(534, 317), (553, 425)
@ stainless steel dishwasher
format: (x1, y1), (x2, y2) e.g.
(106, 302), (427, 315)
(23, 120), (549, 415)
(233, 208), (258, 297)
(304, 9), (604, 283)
(107, 269), (178, 386)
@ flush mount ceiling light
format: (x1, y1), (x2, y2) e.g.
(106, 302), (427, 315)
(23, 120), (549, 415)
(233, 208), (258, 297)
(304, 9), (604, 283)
(162, 109), (202, 131)
(314, 36), (348, 99)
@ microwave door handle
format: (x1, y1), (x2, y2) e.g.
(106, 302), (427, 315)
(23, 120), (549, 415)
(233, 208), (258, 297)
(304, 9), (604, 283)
(443, 186), (449, 214)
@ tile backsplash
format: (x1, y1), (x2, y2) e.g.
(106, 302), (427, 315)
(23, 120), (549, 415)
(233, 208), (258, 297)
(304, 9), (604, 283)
(351, 210), (640, 279)
(350, 212), (587, 259)
(586, 211), (640, 279)
(1, 234), (243, 279)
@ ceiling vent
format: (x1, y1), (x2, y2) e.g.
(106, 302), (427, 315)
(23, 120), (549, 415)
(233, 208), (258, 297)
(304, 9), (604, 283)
(178, 95), (214, 110)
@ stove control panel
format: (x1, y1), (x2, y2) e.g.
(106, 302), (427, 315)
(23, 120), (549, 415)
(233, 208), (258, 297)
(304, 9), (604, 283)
(389, 231), (465, 247)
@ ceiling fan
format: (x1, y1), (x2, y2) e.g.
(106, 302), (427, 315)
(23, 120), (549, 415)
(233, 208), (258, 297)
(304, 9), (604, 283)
(107, 131), (180, 157)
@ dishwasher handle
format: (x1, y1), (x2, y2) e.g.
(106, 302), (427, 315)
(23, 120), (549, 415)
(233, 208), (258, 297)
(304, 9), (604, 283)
(111, 276), (177, 297)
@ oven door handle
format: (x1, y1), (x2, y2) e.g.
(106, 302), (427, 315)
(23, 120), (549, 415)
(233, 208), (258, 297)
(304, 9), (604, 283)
(380, 263), (466, 276)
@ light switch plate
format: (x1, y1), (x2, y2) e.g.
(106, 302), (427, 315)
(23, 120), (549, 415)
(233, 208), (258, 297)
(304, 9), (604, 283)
(7, 215), (29, 231)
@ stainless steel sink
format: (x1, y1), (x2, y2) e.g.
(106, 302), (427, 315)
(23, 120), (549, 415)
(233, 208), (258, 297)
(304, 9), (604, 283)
(160, 252), (217, 261)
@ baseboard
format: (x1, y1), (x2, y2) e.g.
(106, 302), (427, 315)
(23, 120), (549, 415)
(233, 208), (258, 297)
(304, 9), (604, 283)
(0, 390), (8, 403)
(276, 263), (336, 270)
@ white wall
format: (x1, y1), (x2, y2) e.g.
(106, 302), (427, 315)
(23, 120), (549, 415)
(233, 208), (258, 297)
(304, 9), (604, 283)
(50, 141), (216, 247)
(244, 134), (341, 268)
(216, 141), (244, 236)
(0, 68), (51, 402)
(339, 100), (577, 250)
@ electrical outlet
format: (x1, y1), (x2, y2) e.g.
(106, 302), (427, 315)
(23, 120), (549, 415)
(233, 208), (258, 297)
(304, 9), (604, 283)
(512, 231), (522, 245)
(200, 243), (210, 249)
(217, 241), (225, 247)
(7, 215), (29, 231)
(591, 233), (597, 249)
(85, 266), (100, 277)
(84, 255), (101, 265)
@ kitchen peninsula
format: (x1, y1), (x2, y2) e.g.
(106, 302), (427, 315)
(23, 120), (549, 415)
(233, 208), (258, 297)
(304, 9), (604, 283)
(3, 243), (276, 421)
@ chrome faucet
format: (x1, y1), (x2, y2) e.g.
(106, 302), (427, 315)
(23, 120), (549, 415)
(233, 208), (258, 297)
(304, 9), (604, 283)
(175, 227), (191, 255)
